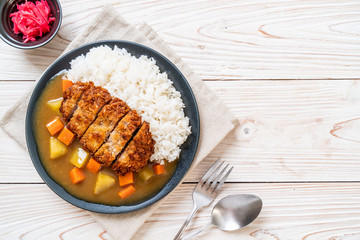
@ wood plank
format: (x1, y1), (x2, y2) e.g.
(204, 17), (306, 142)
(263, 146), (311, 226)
(138, 183), (360, 239)
(1, 80), (360, 182)
(0, 184), (109, 240)
(1, 0), (360, 80)
(203, 79), (360, 182)
(1, 183), (360, 239)
(0, 80), (360, 182)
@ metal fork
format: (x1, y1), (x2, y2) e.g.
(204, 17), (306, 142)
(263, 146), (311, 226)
(173, 159), (233, 240)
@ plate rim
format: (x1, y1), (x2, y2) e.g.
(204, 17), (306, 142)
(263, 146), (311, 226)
(25, 40), (200, 214)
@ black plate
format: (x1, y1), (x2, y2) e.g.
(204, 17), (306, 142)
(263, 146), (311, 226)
(25, 40), (200, 213)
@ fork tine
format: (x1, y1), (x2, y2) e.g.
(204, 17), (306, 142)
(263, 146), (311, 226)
(209, 164), (229, 192)
(198, 159), (221, 186)
(213, 166), (233, 194)
(203, 161), (224, 189)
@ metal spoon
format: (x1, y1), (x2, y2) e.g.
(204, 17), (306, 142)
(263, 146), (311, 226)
(180, 194), (262, 240)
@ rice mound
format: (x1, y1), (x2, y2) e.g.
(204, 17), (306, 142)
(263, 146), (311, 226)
(65, 45), (191, 163)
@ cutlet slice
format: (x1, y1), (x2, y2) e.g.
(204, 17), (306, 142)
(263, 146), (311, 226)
(94, 110), (141, 167)
(67, 86), (112, 138)
(80, 98), (130, 155)
(112, 122), (155, 175)
(59, 81), (93, 122)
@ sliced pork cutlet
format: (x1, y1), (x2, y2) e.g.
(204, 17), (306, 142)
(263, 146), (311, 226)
(80, 98), (130, 155)
(94, 110), (141, 167)
(112, 121), (155, 175)
(60, 81), (93, 122)
(67, 86), (112, 138)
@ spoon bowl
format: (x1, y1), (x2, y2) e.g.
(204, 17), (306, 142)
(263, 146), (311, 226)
(212, 194), (262, 231)
(181, 194), (262, 239)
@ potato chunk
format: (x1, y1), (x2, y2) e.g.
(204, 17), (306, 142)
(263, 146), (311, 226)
(47, 98), (63, 115)
(137, 166), (154, 182)
(70, 147), (90, 168)
(94, 172), (115, 195)
(50, 137), (67, 159)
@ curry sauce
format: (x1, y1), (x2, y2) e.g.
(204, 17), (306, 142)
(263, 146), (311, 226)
(33, 74), (177, 206)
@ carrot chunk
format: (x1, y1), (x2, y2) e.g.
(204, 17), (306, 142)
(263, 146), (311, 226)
(62, 79), (73, 92)
(153, 164), (166, 175)
(118, 185), (136, 199)
(118, 172), (134, 187)
(46, 117), (64, 135)
(86, 158), (102, 174)
(70, 168), (85, 184)
(57, 127), (75, 145)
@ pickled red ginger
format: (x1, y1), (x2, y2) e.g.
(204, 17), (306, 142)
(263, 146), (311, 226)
(10, 0), (55, 43)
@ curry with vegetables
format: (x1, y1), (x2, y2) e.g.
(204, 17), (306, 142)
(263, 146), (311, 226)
(33, 74), (177, 205)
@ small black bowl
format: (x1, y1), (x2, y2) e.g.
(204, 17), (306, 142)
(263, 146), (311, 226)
(25, 40), (200, 213)
(0, 0), (62, 49)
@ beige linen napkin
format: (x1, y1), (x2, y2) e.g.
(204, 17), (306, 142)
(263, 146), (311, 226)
(0, 5), (238, 240)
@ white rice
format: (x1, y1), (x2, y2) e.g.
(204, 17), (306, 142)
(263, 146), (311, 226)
(65, 45), (191, 163)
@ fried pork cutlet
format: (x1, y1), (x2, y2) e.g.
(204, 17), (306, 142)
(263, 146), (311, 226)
(59, 81), (93, 122)
(67, 85), (112, 138)
(80, 98), (130, 155)
(93, 110), (141, 167)
(112, 122), (155, 175)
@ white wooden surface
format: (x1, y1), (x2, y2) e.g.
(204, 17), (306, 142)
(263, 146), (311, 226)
(1, 0), (360, 239)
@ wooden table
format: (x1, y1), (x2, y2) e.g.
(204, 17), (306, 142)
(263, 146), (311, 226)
(1, 1), (360, 239)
